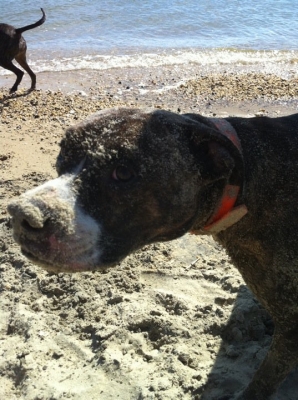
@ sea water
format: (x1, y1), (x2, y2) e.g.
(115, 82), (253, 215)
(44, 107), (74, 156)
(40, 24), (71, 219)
(1, 0), (298, 76)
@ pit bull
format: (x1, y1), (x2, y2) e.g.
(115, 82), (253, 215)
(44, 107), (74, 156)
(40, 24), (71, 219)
(8, 108), (298, 399)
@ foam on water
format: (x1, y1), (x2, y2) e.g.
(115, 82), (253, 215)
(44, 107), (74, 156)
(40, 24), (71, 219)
(1, 49), (297, 78)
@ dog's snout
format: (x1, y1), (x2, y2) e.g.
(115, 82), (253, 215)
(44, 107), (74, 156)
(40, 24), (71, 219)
(7, 175), (101, 272)
(8, 176), (78, 244)
(8, 199), (48, 231)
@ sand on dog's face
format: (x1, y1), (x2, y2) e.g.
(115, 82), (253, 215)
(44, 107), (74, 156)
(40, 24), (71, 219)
(8, 173), (101, 272)
(8, 108), (211, 272)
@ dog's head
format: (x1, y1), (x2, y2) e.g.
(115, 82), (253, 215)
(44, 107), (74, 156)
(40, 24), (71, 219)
(8, 108), (241, 272)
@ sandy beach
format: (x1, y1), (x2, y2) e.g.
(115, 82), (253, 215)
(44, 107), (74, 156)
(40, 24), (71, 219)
(1, 65), (298, 400)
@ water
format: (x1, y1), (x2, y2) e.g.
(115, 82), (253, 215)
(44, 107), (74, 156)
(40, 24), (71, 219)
(1, 0), (298, 76)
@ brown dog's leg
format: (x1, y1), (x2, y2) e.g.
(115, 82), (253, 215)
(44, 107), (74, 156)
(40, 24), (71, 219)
(240, 326), (298, 399)
(15, 50), (36, 91)
(0, 59), (24, 93)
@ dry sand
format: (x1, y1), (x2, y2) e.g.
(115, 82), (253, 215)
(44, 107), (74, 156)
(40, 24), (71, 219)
(1, 65), (298, 400)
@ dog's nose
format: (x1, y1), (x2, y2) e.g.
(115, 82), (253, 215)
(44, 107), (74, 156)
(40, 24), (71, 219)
(7, 178), (77, 242)
(8, 198), (48, 231)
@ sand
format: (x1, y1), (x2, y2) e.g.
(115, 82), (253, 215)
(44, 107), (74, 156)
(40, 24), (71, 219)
(1, 65), (298, 400)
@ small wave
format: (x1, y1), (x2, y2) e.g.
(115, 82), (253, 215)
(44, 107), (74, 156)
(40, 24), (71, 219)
(1, 49), (298, 77)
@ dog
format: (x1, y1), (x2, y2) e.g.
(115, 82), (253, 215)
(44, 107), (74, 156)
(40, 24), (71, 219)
(0, 8), (46, 93)
(7, 108), (298, 399)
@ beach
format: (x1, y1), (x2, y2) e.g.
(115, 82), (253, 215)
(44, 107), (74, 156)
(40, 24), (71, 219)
(2, 1), (298, 398)
(1, 64), (298, 400)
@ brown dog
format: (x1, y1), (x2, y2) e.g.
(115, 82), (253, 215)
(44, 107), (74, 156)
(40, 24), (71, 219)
(0, 8), (46, 93)
(7, 108), (298, 399)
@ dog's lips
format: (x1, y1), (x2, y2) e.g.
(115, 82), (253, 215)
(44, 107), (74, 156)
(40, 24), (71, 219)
(19, 237), (101, 273)
(20, 246), (99, 273)
(21, 247), (46, 265)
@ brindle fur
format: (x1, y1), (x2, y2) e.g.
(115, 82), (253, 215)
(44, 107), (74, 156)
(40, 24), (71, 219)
(8, 108), (298, 399)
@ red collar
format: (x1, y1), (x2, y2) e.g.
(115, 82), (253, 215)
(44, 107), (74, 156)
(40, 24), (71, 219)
(194, 118), (248, 235)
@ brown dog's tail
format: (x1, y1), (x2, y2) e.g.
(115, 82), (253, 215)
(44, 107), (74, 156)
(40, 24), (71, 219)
(15, 8), (46, 34)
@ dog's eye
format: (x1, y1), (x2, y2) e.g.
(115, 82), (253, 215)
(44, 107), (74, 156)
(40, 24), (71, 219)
(112, 166), (135, 182)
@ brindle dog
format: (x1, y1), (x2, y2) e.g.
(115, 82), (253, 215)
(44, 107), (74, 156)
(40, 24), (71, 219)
(8, 108), (298, 399)
(0, 8), (46, 93)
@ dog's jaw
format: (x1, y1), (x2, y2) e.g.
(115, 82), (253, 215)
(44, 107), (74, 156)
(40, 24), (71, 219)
(8, 173), (103, 273)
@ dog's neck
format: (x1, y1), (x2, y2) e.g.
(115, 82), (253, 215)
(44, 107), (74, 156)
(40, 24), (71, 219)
(192, 118), (248, 235)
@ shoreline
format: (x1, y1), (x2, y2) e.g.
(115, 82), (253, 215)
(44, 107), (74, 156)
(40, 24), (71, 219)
(1, 47), (298, 77)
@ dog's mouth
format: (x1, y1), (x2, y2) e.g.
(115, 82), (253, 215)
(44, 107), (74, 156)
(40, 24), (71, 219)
(19, 240), (103, 273)
(20, 247), (59, 271)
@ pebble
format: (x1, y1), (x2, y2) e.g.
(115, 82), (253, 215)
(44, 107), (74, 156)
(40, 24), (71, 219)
(1, 71), (297, 126)
(0, 89), (123, 124)
(180, 73), (298, 101)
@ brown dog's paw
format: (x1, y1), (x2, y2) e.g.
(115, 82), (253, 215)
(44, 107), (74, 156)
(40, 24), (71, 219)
(9, 87), (17, 94)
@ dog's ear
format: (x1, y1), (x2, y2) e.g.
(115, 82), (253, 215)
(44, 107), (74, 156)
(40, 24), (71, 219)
(181, 113), (243, 185)
(149, 110), (243, 185)
(194, 139), (236, 183)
